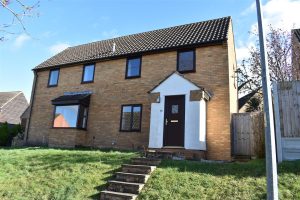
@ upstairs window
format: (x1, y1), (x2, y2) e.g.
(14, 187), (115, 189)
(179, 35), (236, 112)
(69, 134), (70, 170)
(82, 64), (95, 83)
(48, 69), (59, 87)
(177, 50), (195, 73)
(126, 57), (141, 78)
(120, 104), (142, 132)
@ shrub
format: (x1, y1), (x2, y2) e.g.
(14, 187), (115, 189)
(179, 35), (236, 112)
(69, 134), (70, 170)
(0, 122), (23, 146)
(0, 122), (9, 146)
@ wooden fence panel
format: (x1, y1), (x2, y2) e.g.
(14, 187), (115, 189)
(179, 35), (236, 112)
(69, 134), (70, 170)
(273, 81), (300, 162)
(276, 81), (300, 137)
(232, 112), (264, 157)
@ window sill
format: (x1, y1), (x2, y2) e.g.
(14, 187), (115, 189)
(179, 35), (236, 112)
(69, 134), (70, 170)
(47, 85), (58, 88)
(125, 76), (141, 79)
(51, 127), (87, 131)
(177, 70), (196, 74)
(119, 130), (141, 133)
(81, 81), (94, 84)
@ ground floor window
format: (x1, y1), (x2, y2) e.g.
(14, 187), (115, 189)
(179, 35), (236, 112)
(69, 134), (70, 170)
(53, 105), (88, 129)
(51, 93), (91, 129)
(120, 104), (142, 132)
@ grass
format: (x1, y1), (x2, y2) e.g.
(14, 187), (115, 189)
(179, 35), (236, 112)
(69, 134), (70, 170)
(0, 148), (299, 200)
(0, 147), (138, 200)
(139, 159), (300, 200)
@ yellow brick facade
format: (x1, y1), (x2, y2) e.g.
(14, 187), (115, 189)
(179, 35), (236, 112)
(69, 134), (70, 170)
(27, 21), (237, 160)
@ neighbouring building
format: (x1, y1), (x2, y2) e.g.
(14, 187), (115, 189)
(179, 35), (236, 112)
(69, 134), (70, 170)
(292, 28), (300, 80)
(0, 91), (28, 125)
(26, 16), (238, 161)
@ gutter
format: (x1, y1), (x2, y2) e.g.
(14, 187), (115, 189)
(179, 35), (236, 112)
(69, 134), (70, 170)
(25, 71), (38, 143)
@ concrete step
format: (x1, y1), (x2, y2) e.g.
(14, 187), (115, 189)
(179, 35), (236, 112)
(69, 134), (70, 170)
(122, 164), (156, 174)
(131, 157), (161, 166)
(108, 180), (144, 194)
(115, 172), (149, 183)
(100, 190), (137, 200)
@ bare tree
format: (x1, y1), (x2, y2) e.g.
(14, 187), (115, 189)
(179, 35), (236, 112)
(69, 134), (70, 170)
(292, 29), (300, 80)
(238, 26), (300, 97)
(0, 0), (40, 41)
(245, 96), (263, 112)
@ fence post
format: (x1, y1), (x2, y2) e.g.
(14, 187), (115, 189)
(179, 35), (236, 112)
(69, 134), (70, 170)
(273, 83), (282, 163)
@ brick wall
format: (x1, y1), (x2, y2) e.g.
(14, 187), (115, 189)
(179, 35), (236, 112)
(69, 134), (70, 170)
(28, 22), (237, 160)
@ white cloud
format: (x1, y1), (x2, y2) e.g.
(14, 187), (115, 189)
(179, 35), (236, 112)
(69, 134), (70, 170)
(263, 0), (300, 30)
(236, 41), (255, 62)
(237, 0), (300, 63)
(13, 33), (30, 48)
(49, 43), (71, 55)
(101, 29), (119, 39)
(242, 0), (300, 30)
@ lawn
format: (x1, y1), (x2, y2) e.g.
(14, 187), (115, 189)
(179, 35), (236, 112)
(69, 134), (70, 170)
(0, 148), (299, 200)
(0, 148), (138, 200)
(139, 159), (300, 200)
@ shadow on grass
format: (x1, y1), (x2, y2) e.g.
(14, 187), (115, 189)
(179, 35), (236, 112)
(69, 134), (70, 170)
(24, 151), (135, 172)
(157, 159), (300, 178)
(88, 168), (119, 200)
(0, 146), (138, 153)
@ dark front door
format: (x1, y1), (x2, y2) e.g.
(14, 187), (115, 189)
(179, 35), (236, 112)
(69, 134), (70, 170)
(163, 95), (185, 147)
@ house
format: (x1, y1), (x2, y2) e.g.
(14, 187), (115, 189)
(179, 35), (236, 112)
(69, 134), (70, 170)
(20, 106), (30, 130)
(292, 28), (300, 80)
(0, 91), (28, 125)
(25, 16), (238, 161)
(238, 90), (262, 113)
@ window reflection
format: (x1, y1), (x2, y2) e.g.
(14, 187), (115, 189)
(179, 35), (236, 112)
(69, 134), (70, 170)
(178, 50), (195, 72)
(120, 105), (142, 131)
(54, 105), (79, 128)
(127, 58), (141, 78)
(83, 64), (95, 82)
(49, 69), (59, 86)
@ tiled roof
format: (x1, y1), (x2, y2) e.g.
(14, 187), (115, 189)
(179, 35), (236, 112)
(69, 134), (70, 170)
(0, 91), (21, 107)
(294, 29), (300, 42)
(0, 91), (28, 124)
(34, 16), (231, 70)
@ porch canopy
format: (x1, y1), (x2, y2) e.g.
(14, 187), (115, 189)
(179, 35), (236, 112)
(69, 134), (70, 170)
(51, 93), (91, 106)
(148, 72), (210, 151)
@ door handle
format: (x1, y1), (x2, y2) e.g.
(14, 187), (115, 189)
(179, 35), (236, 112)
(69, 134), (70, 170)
(165, 118), (168, 125)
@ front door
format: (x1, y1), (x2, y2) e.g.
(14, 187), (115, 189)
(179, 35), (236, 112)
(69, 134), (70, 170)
(163, 95), (185, 147)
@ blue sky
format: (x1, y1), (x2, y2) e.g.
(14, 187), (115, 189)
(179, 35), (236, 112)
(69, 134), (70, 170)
(1, 0), (300, 101)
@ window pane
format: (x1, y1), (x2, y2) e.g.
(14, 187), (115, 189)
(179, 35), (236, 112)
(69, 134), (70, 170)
(178, 51), (194, 72)
(172, 105), (179, 114)
(127, 58), (141, 77)
(132, 106), (141, 130)
(83, 65), (95, 82)
(121, 106), (131, 130)
(49, 70), (59, 86)
(54, 105), (79, 128)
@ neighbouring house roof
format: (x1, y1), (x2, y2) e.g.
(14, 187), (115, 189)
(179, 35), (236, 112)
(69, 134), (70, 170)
(21, 106), (30, 119)
(238, 91), (258, 110)
(0, 91), (28, 124)
(34, 16), (231, 70)
(0, 91), (21, 108)
(293, 28), (300, 42)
